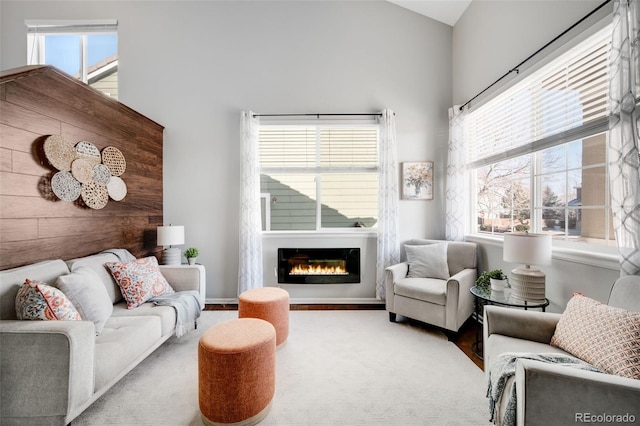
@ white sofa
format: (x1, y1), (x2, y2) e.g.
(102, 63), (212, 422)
(0, 250), (206, 426)
(483, 275), (640, 426)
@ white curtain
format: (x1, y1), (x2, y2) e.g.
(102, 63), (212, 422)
(609, 0), (640, 276)
(446, 105), (468, 241)
(238, 111), (263, 294)
(376, 109), (400, 300)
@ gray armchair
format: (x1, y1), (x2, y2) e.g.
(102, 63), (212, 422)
(385, 239), (478, 333)
(484, 275), (640, 426)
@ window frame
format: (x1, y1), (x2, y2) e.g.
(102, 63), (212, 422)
(259, 121), (380, 233)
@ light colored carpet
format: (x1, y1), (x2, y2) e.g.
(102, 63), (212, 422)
(73, 310), (491, 425)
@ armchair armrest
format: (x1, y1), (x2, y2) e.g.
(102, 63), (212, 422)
(445, 268), (477, 331)
(0, 320), (95, 424)
(384, 262), (408, 312)
(515, 359), (640, 426)
(159, 264), (206, 310)
(484, 305), (561, 344)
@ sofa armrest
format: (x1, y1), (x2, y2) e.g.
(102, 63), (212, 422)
(516, 359), (640, 426)
(159, 264), (206, 309)
(0, 320), (95, 425)
(384, 262), (408, 312)
(484, 305), (561, 344)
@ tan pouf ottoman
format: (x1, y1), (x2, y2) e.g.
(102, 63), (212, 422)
(239, 287), (290, 346)
(198, 318), (276, 426)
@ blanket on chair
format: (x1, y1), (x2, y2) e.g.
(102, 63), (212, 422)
(487, 352), (603, 426)
(151, 290), (202, 338)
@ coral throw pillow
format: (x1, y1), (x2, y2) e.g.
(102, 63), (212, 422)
(105, 256), (174, 309)
(550, 293), (640, 380)
(15, 279), (82, 321)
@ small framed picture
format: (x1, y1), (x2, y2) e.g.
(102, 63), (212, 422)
(402, 161), (433, 200)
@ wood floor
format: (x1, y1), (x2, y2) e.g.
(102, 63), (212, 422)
(204, 303), (484, 371)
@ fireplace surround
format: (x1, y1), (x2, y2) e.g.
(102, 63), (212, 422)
(277, 248), (360, 284)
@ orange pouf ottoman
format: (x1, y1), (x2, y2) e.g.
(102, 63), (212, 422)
(198, 318), (276, 426)
(239, 287), (290, 346)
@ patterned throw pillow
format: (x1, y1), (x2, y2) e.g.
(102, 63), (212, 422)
(105, 256), (174, 309)
(15, 279), (82, 321)
(550, 293), (640, 380)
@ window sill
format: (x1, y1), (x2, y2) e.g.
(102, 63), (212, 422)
(263, 230), (377, 239)
(465, 234), (619, 271)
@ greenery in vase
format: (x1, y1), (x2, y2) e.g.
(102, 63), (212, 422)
(184, 247), (199, 258)
(476, 269), (508, 291)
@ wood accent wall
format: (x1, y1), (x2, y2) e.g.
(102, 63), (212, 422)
(0, 66), (164, 270)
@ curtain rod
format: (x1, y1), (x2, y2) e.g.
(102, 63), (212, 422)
(252, 112), (384, 118)
(459, 0), (611, 111)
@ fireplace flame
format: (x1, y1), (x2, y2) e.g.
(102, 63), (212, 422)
(289, 264), (349, 276)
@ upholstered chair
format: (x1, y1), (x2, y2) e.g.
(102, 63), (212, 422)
(385, 239), (478, 334)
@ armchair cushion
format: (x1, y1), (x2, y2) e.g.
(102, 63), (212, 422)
(405, 243), (450, 279)
(550, 293), (640, 380)
(394, 278), (446, 305)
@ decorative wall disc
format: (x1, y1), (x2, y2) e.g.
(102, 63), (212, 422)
(102, 146), (126, 176)
(81, 181), (109, 209)
(75, 141), (101, 165)
(44, 135), (77, 171)
(71, 158), (94, 184)
(107, 176), (127, 201)
(51, 171), (82, 202)
(92, 164), (111, 185)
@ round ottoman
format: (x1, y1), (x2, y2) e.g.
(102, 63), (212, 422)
(239, 287), (290, 346)
(198, 318), (276, 426)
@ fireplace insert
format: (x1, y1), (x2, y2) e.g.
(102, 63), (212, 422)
(277, 248), (360, 284)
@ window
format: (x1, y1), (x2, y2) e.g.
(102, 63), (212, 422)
(259, 125), (379, 231)
(467, 25), (615, 246)
(26, 20), (118, 99)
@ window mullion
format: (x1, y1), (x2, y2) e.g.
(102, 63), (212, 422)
(80, 34), (88, 83)
(315, 128), (321, 231)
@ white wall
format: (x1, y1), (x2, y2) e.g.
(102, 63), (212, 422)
(453, 0), (620, 312)
(1, 1), (453, 301)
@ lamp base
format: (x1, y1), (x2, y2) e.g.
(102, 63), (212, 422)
(509, 266), (546, 303)
(162, 247), (182, 265)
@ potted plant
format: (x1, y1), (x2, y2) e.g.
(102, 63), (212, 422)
(489, 269), (508, 292)
(475, 271), (492, 292)
(184, 247), (199, 265)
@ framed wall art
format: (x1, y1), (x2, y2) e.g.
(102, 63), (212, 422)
(402, 161), (433, 200)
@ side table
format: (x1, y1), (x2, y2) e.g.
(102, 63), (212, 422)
(470, 285), (549, 360)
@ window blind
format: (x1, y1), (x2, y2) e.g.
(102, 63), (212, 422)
(260, 126), (378, 172)
(26, 19), (118, 34)
(466, 25), (611, 169)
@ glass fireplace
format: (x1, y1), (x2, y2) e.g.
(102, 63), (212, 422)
(277, 248), (360, 284)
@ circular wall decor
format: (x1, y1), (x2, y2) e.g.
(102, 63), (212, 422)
(51, 171), (82, 202)
(92, 164), (111, 185)
(44, 135), (77, 172)
(71, 158), (95, 184)
(102, 146), (126, 176)
(75, 141), (101, 164)
(81, 181), (109, 209)
(107, 176), (127, 201)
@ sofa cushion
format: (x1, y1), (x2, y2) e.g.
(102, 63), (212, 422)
(111, 301), (177, 338)
(394, 277), (446, 305)
(0, 259), (71, 320)
(56, 267), (114, 335)
(67, 253), (122, 304)
(94, 315), (163, 392)
(550, 293), (640, 380)
(15, 279), (82, 321)
(405, 243), (450, 279)
(105, 257), (175, 309)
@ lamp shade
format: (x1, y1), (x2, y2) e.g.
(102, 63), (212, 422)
(503, 232), (551, 266)
(157, 225), (184, 246)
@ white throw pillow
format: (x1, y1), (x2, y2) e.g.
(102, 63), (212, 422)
(405, 243), (450, 279)
(56, 267), (113, 335)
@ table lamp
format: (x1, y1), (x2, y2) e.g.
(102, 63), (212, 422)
(157, 225), (184, 265)
(503, 232), (552, 303)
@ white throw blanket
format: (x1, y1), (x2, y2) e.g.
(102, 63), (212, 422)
(151, 290), (202, 338)
(487, 352), (603, 426)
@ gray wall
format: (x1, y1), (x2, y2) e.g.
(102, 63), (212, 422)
(453, 0), (620, 312)
(1, 1), (452, 301)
